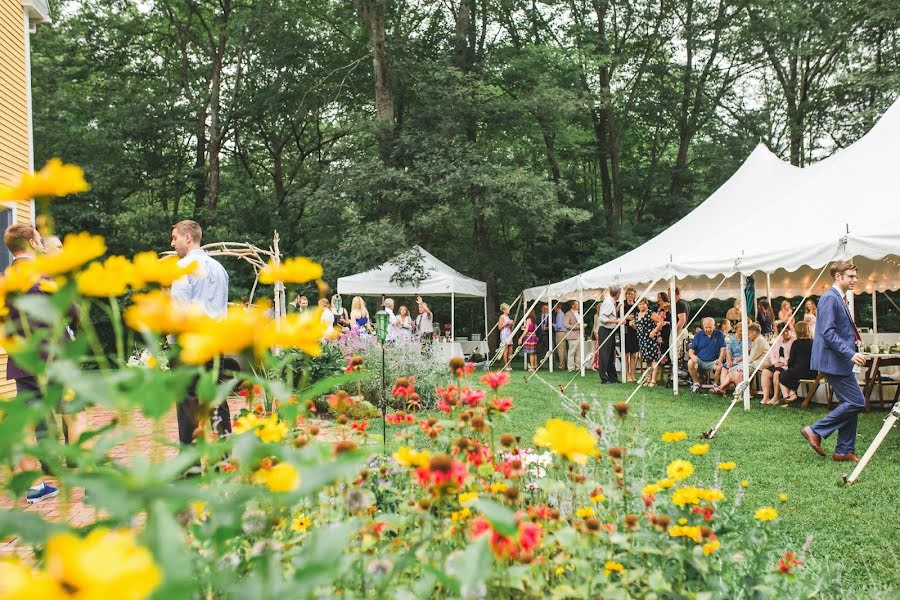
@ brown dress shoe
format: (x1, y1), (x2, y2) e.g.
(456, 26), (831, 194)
(801, 426), (826, 457)
(832, 453), (860, 462)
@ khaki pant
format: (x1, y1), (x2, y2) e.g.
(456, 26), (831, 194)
(567, 337), (580, 371)
(555, 332), (567, 366)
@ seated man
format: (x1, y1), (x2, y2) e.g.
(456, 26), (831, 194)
(688, 317), (726, 393)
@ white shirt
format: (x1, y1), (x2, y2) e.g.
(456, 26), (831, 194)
(171, 249), (229, 318)
(598, 295), (618, 328)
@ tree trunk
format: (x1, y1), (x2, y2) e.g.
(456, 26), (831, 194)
(193, 105), (208, 212)
(355, 0), (395, 162)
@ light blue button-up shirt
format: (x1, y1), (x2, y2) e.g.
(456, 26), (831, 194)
(170, 248), (229, 318)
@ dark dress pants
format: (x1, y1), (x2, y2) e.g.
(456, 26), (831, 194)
(810, 372), (866, 454)
(175, 357), (240, 445)
(597, 326), (618, 383)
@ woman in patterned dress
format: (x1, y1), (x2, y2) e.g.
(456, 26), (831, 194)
(635, 298), (662, 386)
(519, 310), (539, 371)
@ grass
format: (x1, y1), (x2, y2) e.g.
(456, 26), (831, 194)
(486, 369), (900, 593)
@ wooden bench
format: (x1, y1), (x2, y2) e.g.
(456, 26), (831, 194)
(799, 373), (833, 410)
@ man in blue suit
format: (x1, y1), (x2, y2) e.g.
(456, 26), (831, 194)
(801, 261), (867, 461)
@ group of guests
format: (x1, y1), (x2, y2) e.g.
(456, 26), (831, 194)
(290, 292), (436, 344)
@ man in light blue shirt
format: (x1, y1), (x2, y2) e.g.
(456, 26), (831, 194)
(170, 220), (232, 445)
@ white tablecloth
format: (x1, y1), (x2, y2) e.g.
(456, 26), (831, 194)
(457, 341), (489, 357)
(432, 342), (465, 361)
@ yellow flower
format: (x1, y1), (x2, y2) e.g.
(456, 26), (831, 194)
(232, 413), (261, 436)
(657, 478), (675, 489)
(668, 525), (703, 542)
(191, 501), (208, 520)
(255, 414), (288, 443)
(740, 480), (749, 488)
(76, 256), (137, 297)
(145, 355), (158, 369)
(688, 443), (709, 456)
(490, 482), (508, 494)
(533, 418), (600, 465)
(0, 259), (41, 295)
(671, 486), (702, 507)
(258, 257), (323, 285)
(124, 290), (207, 334)
(178, 305), (270, 364)
(62, 388), (76, 402)
(590, 493), (606, 503)
(575, 506), (595, 518)
(458, 492), (478, 505)
(703, 539), (720, 555)
(754, 507), (778, 522)
(291, 514), (311, 532)
(34, 232), (106, 277)
(661, 430), (688, 443)
(38, 278), (59, 294)
(641, 483), (662, 496)
(0, 559), (63, 598)
(603, 560), (624, 576)
(257, 309), (326, 357)
(666, 459), (694, 482)
(0, 158), (90, 201)
(253, 462), (300, 493)
(555, 566), (566, 576)
(717, 461), (736, 471)
(779, 493), (789, 502)
(678, 518), (688, 525)
(392, 446), (431, 469)
(698, 488), (725, 503)
(45, 528), (161, 600)
(450, 507), (471, 523)
(132, 252), (197, 287)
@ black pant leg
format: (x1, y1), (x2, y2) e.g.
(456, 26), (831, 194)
(597, 328), (616, 383)
(606, 333), (618, 382)
(176, 395), (200, 445)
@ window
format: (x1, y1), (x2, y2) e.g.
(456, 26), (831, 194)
(0, 209), (13, 272)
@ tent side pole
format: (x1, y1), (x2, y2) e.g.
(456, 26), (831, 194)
(548, 298), (554, 373)
(579, 288), (585, 377)
(619, 295), (626, 383)
(669, 277), (678, 395)
(740, 273), (751, 411)
(766, 272), (771, 304)
(451, 292), (456, 342)
(483, 296), (489, 350)
(848, 288), (855, 323)
(872, 291), (877, 335)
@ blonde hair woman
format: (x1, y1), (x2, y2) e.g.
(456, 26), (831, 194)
(498, 303), (514, 370)
(803, 298), (817, 334)
(350, 296), (372, 333)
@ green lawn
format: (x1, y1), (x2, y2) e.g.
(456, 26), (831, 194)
(489, 369), (900, 592)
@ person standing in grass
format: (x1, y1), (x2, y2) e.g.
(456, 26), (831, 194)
(802, 261), (867, 462)
(519, 310), (539, 371)
(635, 298), (661, 386)
(498, 303), (514, 370)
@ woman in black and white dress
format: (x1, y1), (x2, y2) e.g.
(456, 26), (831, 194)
(635, 298), (662, 387)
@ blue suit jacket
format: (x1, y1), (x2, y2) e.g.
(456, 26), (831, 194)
(810, 287), (857, 376)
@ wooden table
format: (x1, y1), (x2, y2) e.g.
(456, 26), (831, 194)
(862, 354), (900, 410)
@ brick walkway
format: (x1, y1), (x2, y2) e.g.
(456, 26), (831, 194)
(0, 397), (339, 558)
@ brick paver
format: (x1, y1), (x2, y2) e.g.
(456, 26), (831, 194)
(0, 397), (341, 558)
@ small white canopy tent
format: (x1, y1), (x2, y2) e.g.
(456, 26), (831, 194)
(525, 99), (900, 400)
(336, 246), (488, 340)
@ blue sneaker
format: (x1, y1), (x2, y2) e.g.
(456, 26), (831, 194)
(26, 483), (59, 504)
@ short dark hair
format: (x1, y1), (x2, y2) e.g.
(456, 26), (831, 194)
(4, 223), (37, 253)
(172, 220), (202, 244)
(830, 260), (856, 279)
(748, 323), (761, 334)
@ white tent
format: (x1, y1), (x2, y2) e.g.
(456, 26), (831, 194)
(336, 246), (487, 340)
(526, 98), (900, 302)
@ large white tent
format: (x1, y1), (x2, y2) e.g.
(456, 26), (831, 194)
(525, 98), (900, 302)
(523, 99), (900, 402)
(336, 246), (487, 340)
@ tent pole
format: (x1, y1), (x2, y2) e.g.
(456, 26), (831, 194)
(847, 288), (855, 323)
(740, 274), (751, 410)
(483, 297), (488, 356)
(451, 292), (455, 342)
(766, 272), (771, 304)
(548, 298), (554, 373)
(669, 277), (678, 395)
(872, 291), (877, 335)
(579, 287), (585, 377)
(619, 293), (626, 383)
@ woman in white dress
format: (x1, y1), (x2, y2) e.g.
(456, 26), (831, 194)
(803, 298), (817, 336)
(395, 305), (414, 343)
(498, 303), (514, 371)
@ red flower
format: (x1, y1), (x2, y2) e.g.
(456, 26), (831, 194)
(480, 371), (510, 390)
(415, 455), (468, 491)
(391, 377), (416, 398)
(237, 388), (250, 398)
(460, 388), (486, 407)
(220, 462), (237, 473)
(345, 355), (365, 373)
(526, 505), (553, 520)
(643, 495), (656, 507)
(350, 420), (369, 432)
(419, 419), (444, 437)
(253, 404), (265, 415)
(490, 397), (514, 413)
(496, 459), (524, 479)
(777, 551), (802, 575)
(691, 506), (714, 521)
(464, 441), (493, 467)
(386, 411), (415, 425)
(451, 361), (476, 378)
(470, 517), (543, 560)
(437, 400), (452, 414)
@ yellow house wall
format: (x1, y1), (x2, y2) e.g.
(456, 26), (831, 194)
(0, 0), (36, 398)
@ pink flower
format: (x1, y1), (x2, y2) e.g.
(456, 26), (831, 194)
(460, 388), (486, 407)
(490, 397), (514, 413)
(480, 371), (510, 390)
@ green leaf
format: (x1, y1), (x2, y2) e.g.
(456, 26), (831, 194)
(446, 536), (492, 598)
(292, 520), (358, 587)
(0, 510), (66, 544)
(473, 498), (517, 537)
(15, 294), (62, 327)
(8, 470), (41, 498)
(143, 500), (193, 599)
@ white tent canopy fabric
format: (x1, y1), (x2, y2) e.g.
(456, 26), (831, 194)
(337, 246), (486, 298)
(525, 99), (900, 301)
